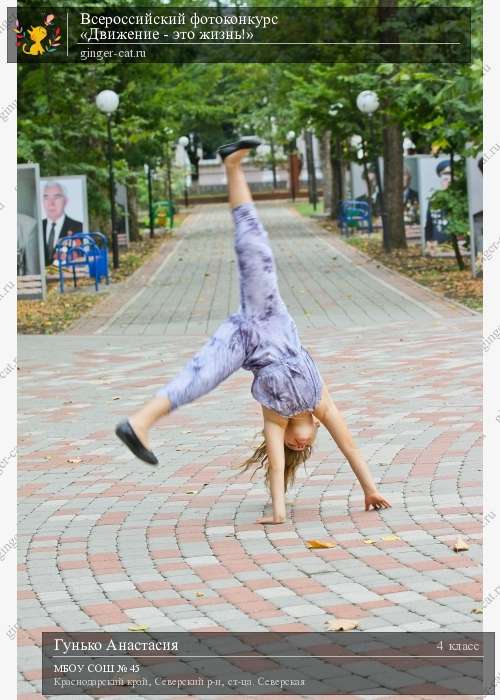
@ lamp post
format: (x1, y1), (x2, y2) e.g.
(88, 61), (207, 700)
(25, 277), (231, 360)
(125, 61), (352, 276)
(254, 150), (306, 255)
(286, 130), (298, 202)
(304, 127), (318, 211)
(356, 89), (387, 247)
(178, 135), (190, 207)
(163, 127), (174, 203)
(187, 131), (201, 182)
(260, 97), (277, 189)
(96, 89), (120, 269)
(269, 115), (278, 189)
(144, 163), (154, 238)
(328, 103), (345, 211)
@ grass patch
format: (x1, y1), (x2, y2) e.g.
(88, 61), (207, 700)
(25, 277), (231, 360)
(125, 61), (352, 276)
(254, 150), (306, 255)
(18, 288), (104, 335)
(293, 201), (325, 217)
(18, 218), (186, 334)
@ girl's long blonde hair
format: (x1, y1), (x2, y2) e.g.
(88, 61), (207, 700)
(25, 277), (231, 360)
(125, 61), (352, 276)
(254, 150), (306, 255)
(238, 430), (312, 492)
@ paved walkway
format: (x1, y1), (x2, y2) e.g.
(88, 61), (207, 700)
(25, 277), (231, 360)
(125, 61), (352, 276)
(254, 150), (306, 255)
(18, 203), (482, 699)
(73, 203), (469, 337)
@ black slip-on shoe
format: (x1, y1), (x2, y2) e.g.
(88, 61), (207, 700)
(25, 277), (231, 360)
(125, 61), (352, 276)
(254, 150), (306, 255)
(217, 136), (262, 161)
(115, 419), (159, 465)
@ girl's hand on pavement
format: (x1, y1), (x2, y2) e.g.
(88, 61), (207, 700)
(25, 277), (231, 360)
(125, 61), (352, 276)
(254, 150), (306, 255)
(256, 516), (286, 525)
(364, 491), (391, 511)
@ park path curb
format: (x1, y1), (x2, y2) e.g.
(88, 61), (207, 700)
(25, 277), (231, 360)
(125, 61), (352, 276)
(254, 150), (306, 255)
(290, 206), (479, 320)
(66, 216), (194, 336)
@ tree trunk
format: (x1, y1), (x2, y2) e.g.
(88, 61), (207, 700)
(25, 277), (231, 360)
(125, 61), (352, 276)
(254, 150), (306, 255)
(383, 120), (407, 249)
(447, 146), (464, 270)
(359, 137), (372, 204)
(321, 130), (333, 215)
(379, 0), (400, 63)
(127, 173), (141, 242)
(304, 131), (318, 208)
(379, 0), (405, 250)
(450, 232), (465, 270)
(331, 138), (343, 220)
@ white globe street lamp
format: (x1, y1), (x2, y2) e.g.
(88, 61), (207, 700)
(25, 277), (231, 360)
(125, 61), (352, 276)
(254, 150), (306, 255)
(356, 89), (387, 246)
(178, 135), (189, 148)
(95, 89), (119, 114)
(356, 90), (379, 115)
(286, 130), (296, 142)
(95, 89), (120, 268)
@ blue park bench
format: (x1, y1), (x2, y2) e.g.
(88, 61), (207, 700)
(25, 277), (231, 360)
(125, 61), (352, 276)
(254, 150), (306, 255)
(54, 232), (110, 293)
(339, 199), (373, 235)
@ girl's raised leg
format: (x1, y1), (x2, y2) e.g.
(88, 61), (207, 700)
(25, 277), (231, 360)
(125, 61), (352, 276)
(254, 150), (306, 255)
(224, 150), (285, 320)
(225, 149), (254, 208)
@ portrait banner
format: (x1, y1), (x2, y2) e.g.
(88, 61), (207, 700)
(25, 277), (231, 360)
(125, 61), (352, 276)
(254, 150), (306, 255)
(466, 150), (483, 277)
(416, 154), (451, 251)
(115, 182), (130, 247)
(17, 164), (46, 300)
(349, 158), (384, 218)
(403, 156), (421, 242)
(39, 175), (89, 267)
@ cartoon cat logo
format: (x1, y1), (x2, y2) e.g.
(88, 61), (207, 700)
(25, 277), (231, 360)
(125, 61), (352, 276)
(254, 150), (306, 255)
(14, 14), (62, 56)
(23, 26), (48, 55)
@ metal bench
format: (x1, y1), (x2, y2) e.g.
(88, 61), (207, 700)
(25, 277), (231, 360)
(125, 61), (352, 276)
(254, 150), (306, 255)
(55, 232), (110, 293)
(339, 199), (373, 235)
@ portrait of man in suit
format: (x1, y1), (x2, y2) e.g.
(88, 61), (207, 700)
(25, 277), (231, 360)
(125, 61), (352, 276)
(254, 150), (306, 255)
(42, 180), (83, 265)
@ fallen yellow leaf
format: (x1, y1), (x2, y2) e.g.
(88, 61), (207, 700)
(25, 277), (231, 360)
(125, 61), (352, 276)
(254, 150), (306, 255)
(306, 539), (336, 549)
(67, 458), (82, 464)
(185, 490), (197, 494)
(128, 625), (149, 632)
(363, 539), (377, 544)
(196, 591), (205, 597)
(112, 396), (120, 401)
(382, 535), (401, 542)
(326, 618), (359, 631)
(471, 608), (483, 615)
(453, 538), (469, 552)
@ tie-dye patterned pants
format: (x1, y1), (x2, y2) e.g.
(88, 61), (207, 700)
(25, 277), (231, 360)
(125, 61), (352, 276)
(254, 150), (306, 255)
(156, 202), (322, 415)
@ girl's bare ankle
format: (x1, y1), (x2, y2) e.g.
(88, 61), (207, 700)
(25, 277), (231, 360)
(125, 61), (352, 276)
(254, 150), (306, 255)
(224, 159), (242, 171)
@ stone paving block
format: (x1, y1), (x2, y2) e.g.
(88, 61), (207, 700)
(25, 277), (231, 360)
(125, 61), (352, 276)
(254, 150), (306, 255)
(281, 603), (326, 618)
(255, 586), (294, 599)
(385, 591), (428, 604)
(18, 203), (481, 689)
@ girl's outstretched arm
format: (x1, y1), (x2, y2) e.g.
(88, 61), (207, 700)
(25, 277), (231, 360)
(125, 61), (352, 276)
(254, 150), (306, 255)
(314, 386), (391, 511)
(257, 407), (288, 524)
